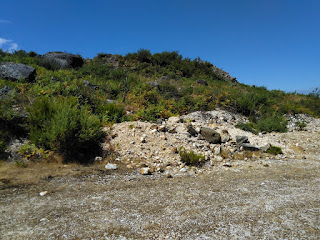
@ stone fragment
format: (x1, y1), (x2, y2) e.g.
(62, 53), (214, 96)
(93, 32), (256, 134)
(241, 143), (260, 151)
(40, 191), (48, 196)
(187, 125), (198, 137)
(214, 155), (223, 162)
(165, 172), (173, 178)
(158, 125), (166, 132)
(200, 127), (221, 144)
(236, 136), (249, 145)
(167, 116), (183, 124)
(140, 167), (151, 175)
(95, 156), (103, 161)
(223, 162), (232, 167)
(180, 167), (187, 172)
(105, 163), (118, 170)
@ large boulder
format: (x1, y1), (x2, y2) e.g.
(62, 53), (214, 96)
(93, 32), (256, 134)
(0, 62), (36, 82)
(200, 127), (221, 144)
(43, 52), (84, 70)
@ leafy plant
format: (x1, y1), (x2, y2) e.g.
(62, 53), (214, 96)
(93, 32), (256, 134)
(102, 103), (126, 123)
(266, 145), (283, 155)
(296, 121), (307, 130)
(235, 122), (259, 134)
(256, 114), (288, 133)
(179, 147), (205, 166)
(27, 96), (105, 163)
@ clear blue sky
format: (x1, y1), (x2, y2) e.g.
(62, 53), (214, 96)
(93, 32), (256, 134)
(1, 0), (319, 92)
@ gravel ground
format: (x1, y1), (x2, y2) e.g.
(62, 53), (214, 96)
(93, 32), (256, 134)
(1, 158), (320, 239)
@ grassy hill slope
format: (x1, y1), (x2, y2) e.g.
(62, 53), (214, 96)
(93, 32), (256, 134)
(1, 49), (319, 162)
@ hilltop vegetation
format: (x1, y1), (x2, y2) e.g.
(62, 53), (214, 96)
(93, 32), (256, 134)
(1, 49), (319, 162)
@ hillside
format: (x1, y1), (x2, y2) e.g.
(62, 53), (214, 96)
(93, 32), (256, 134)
(0, 49), (320, 163)
(1, 49), (320, 239)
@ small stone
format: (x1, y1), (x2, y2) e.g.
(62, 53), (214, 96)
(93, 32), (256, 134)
(150, 124), (158, 130)
(187, 125), (198, 137)
(127, 164), (134, 169)
(180, 167), (187, 172)
(140, 167), (151, 175)
(165, 172), (173, 178)
(168, 126), (177, 133)
(223, 162), (232, 167)
(214, 146), (221, 155)
(94, 156), (103, 161)
(105, 163), (118, 170)
(215, 155), (223, 162)
(236, 136), (249, 145)
(151, 129), (158, 133)
(40, 191), (48, 196)
(158, 125), (166, 132)
(140, 136), (146, 143)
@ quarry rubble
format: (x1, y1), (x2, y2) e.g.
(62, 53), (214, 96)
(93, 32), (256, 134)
(103, 109), (320, 176)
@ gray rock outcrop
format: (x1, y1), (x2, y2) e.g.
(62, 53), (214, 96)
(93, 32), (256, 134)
(43, 52), (84, 70)
(0, 62), (36, 82)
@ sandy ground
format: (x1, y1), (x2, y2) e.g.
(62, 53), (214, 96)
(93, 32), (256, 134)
(1, 157), (320, 239)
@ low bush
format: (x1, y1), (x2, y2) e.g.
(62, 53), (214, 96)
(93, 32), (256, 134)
(179, 147), (205, 166)
(266, 145), (283, 155)
(235, 122), (259, 134)
(27, 96), (105, 163)
(256, 115), (288, 133)
(102, 103), (126, 123)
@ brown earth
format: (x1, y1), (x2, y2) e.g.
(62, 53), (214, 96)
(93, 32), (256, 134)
(0, 157), (319, 239)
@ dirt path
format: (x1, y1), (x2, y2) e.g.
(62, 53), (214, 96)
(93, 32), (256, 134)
(1, 158), (319, 239)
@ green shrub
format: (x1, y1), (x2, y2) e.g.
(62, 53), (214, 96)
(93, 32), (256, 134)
(266, 145), (283, 155)
(28, 96), (105, 162)
(179, 148), (205, 166)
(102, 103), (126, 123)
(137, 49), (152, 63)
(0, 92), (28, 156)
(296, 121), (307, 130)
(256, 115), (288, 133)
(235, 122), (259, 134)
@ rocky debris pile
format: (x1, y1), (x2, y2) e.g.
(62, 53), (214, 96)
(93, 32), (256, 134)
(103, 109), (320, 177)
(0, 62), (36, 82)
(286, 114), (320, 132)
(43, 52), (84, 70)
(180, 109), (248, 125)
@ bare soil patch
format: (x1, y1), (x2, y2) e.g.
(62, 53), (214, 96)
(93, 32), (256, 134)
(1, 158), (320, 239)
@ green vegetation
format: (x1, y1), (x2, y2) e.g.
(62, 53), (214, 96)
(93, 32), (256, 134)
(1, 49), (319, 162)
(27, 96), (105, 162)
(266, 145), (283, 155)
(179, 147), (205, 166)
